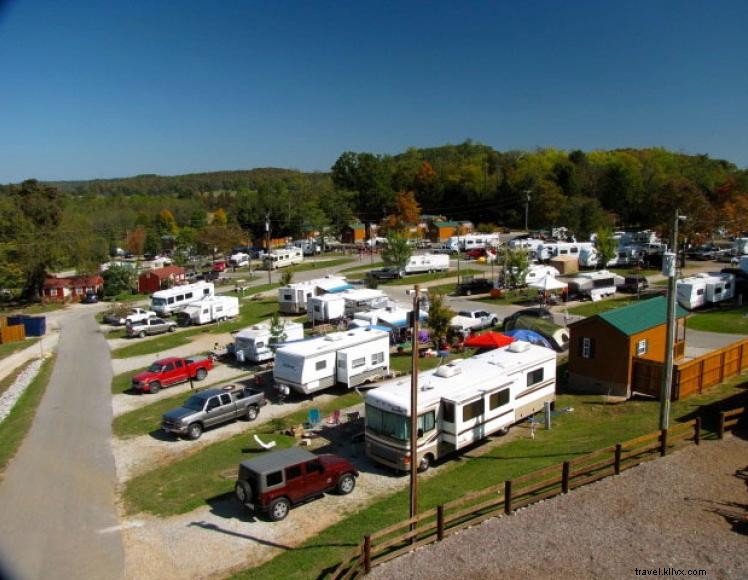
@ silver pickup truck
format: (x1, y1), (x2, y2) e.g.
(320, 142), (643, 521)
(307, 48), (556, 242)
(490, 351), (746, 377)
(161, 384), (267, 440)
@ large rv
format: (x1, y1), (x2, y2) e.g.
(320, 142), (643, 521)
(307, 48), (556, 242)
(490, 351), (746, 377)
(277, 275), (351, 314)
(676, 272), (735, 310)
(273, 327), (391, 394)
(365, 342), (556, 472)
(234, 320), (305, 363)
(150, 282), (214, 316)
(263, 247), (304, 270)
(535, 241), (594, 263)
(403, 253), (450, 274)
(567, 270), (622, 301)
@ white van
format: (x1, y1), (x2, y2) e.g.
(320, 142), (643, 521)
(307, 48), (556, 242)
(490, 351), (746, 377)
(150, 282), (214, 316)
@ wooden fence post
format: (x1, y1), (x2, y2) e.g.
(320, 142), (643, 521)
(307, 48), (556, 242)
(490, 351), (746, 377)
(364, 535), (372, 574)
(614, 443), (622, 475)
(562, 461), (570, 493)
(717, 411), (726, 439)
(504, 480), (512, 515)
(694, 417), (701, 445)
(660, 428), (668, 457)
(437, 505), (444, 541)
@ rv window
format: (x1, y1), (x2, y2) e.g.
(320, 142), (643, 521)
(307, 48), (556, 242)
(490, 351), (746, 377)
(489, 389), (510, 410)
(697, 289), (704, 296)
(442, 402), (455, 423)
(283, 293), (293, 300)
(527, 368), (544, 387)
(462, 399), (484, 421)
(714, 287), (722, 294)
(176, 295), (184, 302)
(265, 471), (283, 487)
(203, 288), (210, 295)
(203, 309), (209, 314)
(216, 306), (223, 312)
(352, 357), (365, 368)
(168, 297), (175, 304)
(637, 339), (648, 356)
(372, 352), (385, 365)
(185, 292), (193, 300)
(256, 341), (264, 349)
(570, 247), (579, 254)
(365, 404), (408, 441)
(285, 465), (302, 480)
(315, 360), (326, 371)
(418, 411), (435, 434)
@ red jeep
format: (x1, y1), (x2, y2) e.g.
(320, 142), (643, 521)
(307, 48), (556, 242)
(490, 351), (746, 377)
(131, 356), (214, 394)
(234, 448), (358, 521)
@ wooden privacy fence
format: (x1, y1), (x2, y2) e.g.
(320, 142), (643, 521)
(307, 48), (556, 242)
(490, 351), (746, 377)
(0, 323), (26, 344)
(632, 338), (748, 400)
(328, 419), (702, 579)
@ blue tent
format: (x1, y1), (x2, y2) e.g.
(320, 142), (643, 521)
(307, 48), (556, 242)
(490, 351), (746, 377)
(502, 329), (553, 350)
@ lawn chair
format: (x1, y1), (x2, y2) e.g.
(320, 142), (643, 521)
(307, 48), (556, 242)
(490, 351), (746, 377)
(306, 408), (321, 428)
(327, 409), (341, 425)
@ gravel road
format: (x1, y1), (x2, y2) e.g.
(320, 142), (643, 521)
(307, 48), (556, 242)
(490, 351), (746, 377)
(370, 434), (748, 580)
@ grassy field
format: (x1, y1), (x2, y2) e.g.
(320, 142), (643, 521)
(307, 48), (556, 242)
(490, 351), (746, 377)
(340, 261), (384, 274)
(112, 372), (253, 438)
(381, 269), (481, 287)
(285, 258), (354, 274)
(388, 350), (474, 374)
(687, 304), (748, 334)
(110, 328), (203, 359)
(0, 338), (40, 360)
(112, 366), (148, 394)
(242, 375), (747, 580)
(567, 296), (642, 316)
(123, 389), (365, 516)
(0, 355), (55, 477)
(1, 302), (66, 315)
(477, 288), (540, 305)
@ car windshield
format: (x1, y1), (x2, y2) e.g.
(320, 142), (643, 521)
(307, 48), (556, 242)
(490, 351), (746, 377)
(365, 403), (409, 441)
(183, 396), (206, 411)
(457, 311), (471, 317)
(151, 297), (166, 307)
(147, 363), (163, 372)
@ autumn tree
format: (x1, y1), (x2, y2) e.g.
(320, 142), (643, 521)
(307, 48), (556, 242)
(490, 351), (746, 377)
(126, 226), (147, 256)
(156, 209), (179, 236)
(383, 191), (421, 234)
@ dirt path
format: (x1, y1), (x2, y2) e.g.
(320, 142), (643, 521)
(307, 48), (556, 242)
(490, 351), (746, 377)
(370, 434), (748, 580)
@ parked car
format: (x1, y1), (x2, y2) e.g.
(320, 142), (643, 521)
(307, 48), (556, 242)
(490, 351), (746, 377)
(502, 307), (553, 329)
(126, 317), (178, 338)
(131, 355), (214, 394)
(82, 290), (99, 304)
(455, 276), (494, 296)
(212, 261), (227, 272)
(618, 275), (650, 293)
(234, 448), (359, 521)
(161, 384), (266, 439)
(369, 267), (404, 280)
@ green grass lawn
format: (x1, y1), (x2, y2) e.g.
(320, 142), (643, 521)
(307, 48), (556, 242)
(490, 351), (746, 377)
(104, 293), (147, 303)
(0, 355), (55, 476)
(112, 372), (253, 438)
(340, 261), (384, 274)
(236, 283), (280, 296)
(0, 338), (40, 360)
(123, 389), (365, 516)
(112, 366), (148, 394)
(567, 296), (642, 317)
(242, 374), (747, 580)
(477, 288), (540, 305)
(686, 305), (748, 334)
(284, 258), (354, 274)
(382, 269), (481, 287)
(1, 302), (66, 315)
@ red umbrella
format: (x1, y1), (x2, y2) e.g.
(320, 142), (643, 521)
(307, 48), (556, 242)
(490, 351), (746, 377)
(463, 331), (515, 349)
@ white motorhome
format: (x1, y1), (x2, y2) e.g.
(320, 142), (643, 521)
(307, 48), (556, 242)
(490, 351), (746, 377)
(676, 272), (735, 310)
(278, 275), (352, 314)
(263, 247), (304, 270)
(348, 306), (428, 342)
(567, 270), (622, 301)
(176, 295), (239, 326)
(508, 237), (544, 256)
(228, 252), (250, 268)
(273, 327), (391, 394)
(234, 320), (305, 363)
(150, 282), (214, 316)
(535, 241), (593, 263)
(403, 253), (450, 274)
(365, 341), (556, 472)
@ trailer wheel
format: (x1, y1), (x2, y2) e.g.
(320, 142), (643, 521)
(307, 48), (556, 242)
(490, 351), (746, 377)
(497, 426), (511, 436)
(417, 454), (433, 473)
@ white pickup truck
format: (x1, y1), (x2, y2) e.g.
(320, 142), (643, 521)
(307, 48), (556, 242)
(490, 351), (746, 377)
(449, 310), (499, 334)
(104, 307), (157, 326)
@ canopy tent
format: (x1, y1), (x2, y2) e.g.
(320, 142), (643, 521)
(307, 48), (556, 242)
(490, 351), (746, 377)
(502, 329), (554, 349)
(463, 331), (515, 349)
(528, 276), (568, 292)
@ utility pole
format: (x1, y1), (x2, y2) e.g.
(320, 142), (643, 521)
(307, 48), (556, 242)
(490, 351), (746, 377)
(524, 190), (532, 232)
(409, 285), (420, 526)
(659, 209), (682, 430)
(265, 213), (271, 285)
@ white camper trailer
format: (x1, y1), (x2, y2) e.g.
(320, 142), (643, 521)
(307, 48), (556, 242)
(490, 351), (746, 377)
(234, 320), (305, 363)
(308, 294), (347, 323)
(676, 272), (735, 310)
(534, 241), (594, 263)
(273, 327), (391, 394)
(365, 342), (556, 472)
(524, 265), (560, 285)
(340, 288), (389, 316)
(446, 233), (502, 253)
(349, 306), (428, 342)
(150, 281), (214, 316)
(263, 247), (304, 270)
(176, 295), (239, 326)
(228, 252), (250, 268)
(403, 253), (450, 274)
(567, 270), (622, 301)
(278, 276), (352, 314)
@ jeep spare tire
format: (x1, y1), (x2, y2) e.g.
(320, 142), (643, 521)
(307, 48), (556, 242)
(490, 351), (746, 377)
(235, 480), (253, 505)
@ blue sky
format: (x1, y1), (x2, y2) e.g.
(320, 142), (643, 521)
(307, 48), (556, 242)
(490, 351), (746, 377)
(1, 0), (746, 182)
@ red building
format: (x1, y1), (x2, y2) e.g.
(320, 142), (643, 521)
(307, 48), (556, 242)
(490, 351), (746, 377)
(138, 266), (186, 294)
(42, 275), (104, 303)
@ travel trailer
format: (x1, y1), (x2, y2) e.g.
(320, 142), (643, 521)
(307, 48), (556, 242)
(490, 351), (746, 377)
(676, 272), (735, 310)
(567, 271), (622, 301)
(508, 237), (544, 257)
(535, 242), (594, 263)
(277, 276), (352, 314)
(176, 295), (239, 326)
(273, 327), (391, 394)
(293, 239), (321, 256)
(308, 294), (347, 324)
(733, 238), (748, 258)
(340, 288), (389, 317)
(263, 247), (304, 270)
(403, 253), (450, 274)
(365, 342), (556, 472)
(524, 265), (560, 285)
(348, 306), (428, 342)
(150, 282), (214, 316)
(234, 320), (305, 363)
(228, 252), (250, 268)
(446, 233), (502, 253)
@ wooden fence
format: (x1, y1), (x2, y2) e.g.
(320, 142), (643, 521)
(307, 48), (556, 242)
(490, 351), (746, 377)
(0, 324), (26, 344)
(327, 419), (703, 579)
(717, 406), (747, 438)
(632, 338), (748, 400)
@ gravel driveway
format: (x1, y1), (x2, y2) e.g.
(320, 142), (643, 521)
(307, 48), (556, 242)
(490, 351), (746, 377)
(370, 434), (748, 580)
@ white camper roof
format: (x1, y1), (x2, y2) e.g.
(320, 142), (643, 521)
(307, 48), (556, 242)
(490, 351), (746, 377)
(366, 343), (555, 414)
(285, 275), (351, 293)
(310, 293), (346, 304)
(340, 288), (386, 302)
(275, 326), (390, 358)
(678, 272), (733, 286)
(234, 322), (271, 340)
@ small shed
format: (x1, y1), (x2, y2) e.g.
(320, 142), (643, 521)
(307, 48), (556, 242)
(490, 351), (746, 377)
(550, 255), (579, 275)
(138, 266), (186, 294)
(567, 296), (687, 398)
(42, 275), (103, 303)
(341, 223), (366, 245)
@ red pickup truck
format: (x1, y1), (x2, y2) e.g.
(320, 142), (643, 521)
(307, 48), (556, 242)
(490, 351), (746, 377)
(131, 356), (214, 394)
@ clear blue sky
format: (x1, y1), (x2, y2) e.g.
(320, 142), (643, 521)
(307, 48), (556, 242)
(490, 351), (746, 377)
(1, 0), (746, 183)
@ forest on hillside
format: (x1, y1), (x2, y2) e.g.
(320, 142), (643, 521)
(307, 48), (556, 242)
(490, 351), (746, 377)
(1, 142), (746, 297)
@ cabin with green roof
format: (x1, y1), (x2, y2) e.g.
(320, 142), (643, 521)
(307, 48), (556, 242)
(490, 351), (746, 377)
(567, 296), (688, 398)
